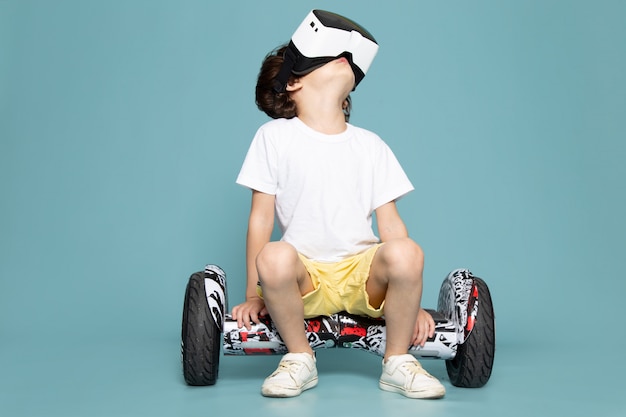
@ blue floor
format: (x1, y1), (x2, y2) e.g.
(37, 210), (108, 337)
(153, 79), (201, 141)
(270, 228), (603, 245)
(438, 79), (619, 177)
(2, 2), (625, 416)
(2, 334), (624, 417)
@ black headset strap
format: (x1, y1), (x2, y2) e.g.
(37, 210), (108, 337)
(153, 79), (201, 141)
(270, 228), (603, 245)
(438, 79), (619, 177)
(273, 42), (298, 93)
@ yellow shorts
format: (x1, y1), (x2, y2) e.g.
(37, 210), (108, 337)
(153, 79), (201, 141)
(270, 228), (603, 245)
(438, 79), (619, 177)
(257, 243), (384, 319)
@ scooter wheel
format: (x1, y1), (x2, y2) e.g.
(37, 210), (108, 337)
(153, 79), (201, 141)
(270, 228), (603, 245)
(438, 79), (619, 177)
(181, 271), (221, 385)
(446, 277), (495, 387)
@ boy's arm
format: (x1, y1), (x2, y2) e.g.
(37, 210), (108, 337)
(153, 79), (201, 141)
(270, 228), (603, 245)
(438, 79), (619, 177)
(231, 189), (275, 329)
(245, 190), (275, 298)
(375, 201), (408, 242)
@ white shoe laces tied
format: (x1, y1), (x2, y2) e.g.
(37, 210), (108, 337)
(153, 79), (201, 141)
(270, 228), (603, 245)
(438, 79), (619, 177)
(271, 359), (305, 379)
(400, 361), (433, 380)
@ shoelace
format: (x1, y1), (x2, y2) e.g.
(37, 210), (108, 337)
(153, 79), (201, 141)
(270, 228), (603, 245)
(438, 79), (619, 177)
(400, 361), (433, 379)
(271, 359), (305, 377)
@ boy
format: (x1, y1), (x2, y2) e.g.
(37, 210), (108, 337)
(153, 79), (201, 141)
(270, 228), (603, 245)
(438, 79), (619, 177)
(232, 10), (445, 399)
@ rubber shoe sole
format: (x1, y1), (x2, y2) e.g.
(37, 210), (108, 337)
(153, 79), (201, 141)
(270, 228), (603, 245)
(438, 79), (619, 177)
(379, 379), (445, 399)
(261, 377), (318, 398)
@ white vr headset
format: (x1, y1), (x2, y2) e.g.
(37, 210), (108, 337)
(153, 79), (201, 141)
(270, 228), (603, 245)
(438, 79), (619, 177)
(273, 10), (379, 93)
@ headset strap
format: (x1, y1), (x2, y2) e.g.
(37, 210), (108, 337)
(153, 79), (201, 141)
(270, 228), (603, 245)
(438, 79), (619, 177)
(273, 42), (298, 93)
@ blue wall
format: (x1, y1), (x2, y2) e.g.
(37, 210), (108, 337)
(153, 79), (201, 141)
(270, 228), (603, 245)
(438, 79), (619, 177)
(1, 0), (625, 350)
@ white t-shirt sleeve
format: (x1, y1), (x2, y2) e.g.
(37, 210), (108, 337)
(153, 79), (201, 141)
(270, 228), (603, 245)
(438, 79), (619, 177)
(371, 139), (414, 210)
(236, 126), (278, 195)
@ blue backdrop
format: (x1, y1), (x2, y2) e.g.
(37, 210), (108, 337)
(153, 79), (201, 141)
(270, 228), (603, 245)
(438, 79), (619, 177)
(1, 1), (625, 409)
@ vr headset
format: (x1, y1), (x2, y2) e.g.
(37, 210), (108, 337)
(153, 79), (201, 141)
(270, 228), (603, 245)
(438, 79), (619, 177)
(273, 10), (379, 93)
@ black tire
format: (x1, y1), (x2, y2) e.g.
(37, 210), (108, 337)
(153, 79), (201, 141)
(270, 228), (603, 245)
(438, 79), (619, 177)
(181, 272), (221, 386)
(446, 277), (495, 388)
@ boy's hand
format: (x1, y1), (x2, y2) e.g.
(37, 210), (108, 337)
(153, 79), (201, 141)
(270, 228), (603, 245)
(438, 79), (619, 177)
(231, 297), (267, 330)
(411, 308), (435, 347)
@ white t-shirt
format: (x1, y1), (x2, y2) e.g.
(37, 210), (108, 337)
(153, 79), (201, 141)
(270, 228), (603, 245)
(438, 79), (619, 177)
(236, 117), (414, 262)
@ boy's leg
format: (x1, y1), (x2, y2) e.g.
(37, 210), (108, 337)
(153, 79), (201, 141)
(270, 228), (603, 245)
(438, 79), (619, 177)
(256, 241), (314, 354)
(367, 237), (424, 359)
(256, 241), (318, 397)
(367, 237), (445, 399)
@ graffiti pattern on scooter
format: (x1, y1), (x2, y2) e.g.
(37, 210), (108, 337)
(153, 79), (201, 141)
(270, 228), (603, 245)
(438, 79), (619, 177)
(204, 264), (227, 331)
(437, 268), (479, 343)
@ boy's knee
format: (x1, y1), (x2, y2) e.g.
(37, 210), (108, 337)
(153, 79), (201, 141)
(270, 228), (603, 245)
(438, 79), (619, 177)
(383, 237), (422, 260)
(379, 238), (424, 276)
(256, 242), (300, 284)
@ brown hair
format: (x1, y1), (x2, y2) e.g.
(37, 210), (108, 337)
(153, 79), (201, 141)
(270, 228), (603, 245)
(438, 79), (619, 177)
(255, 45), (352, 121)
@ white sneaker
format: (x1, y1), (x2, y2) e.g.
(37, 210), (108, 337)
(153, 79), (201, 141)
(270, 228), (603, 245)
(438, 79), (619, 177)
(261, 352), (318, 397)
(379, 354), (446, 399)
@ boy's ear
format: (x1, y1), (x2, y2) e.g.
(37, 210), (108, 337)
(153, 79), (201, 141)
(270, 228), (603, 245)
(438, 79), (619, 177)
(285, 78), (302, 92)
